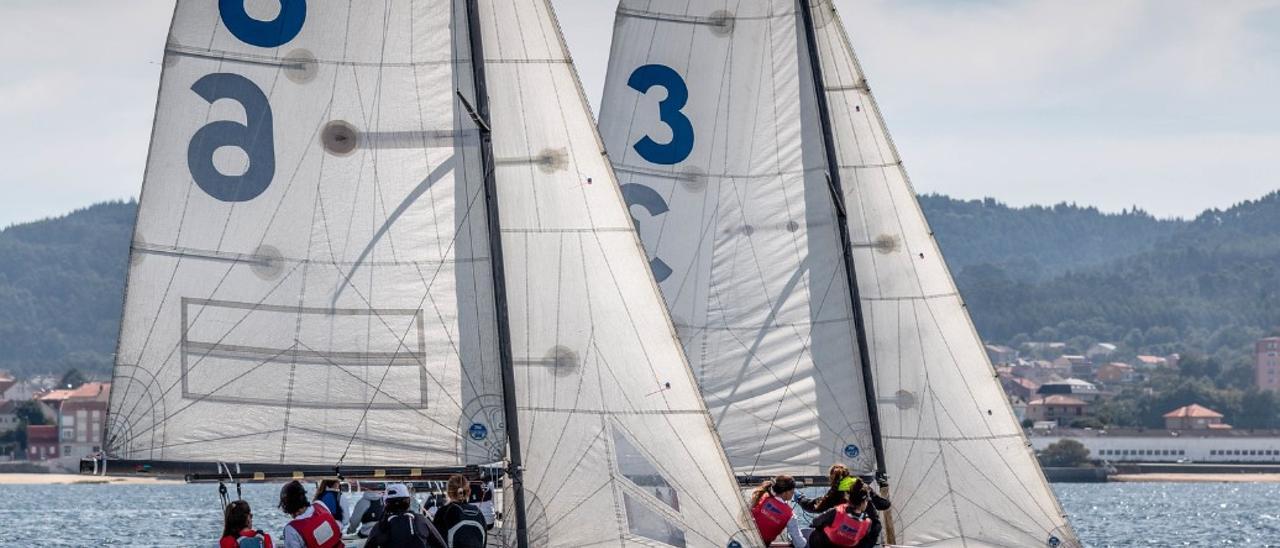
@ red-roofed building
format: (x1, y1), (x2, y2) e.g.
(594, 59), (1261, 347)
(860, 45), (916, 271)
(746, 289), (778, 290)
(1026, 395), (1088, 425)
(37, 382), (110, 461)
(1163, 404), (1228, 430)
(26, 425), (58, 461)
(1097, 362), (1138, 384)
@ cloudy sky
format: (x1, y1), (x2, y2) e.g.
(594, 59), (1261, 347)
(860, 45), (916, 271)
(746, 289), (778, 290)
(2, 0), (1279, 228)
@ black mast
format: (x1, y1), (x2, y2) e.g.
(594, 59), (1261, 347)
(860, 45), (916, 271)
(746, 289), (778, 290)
(796, 0), (890, 496)
(463, 1), (529, 546)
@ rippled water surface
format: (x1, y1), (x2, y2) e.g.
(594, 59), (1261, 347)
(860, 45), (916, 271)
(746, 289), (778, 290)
(2, 481), (1278, 546)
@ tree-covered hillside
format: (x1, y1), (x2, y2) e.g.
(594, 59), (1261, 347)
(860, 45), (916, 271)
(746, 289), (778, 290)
(0, 202), (135, 378)
(2, 193), (1279, 382)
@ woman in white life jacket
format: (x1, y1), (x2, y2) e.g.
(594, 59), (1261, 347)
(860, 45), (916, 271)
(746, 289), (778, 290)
(805, 487), (881, 548)
(750, 475), (807, 547)
(279, 480), (345, 548)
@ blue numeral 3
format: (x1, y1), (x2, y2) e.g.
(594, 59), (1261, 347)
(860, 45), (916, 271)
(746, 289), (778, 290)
(628, 64), (694, 166)
(621, 184), (673, 282)
(188, 73), (276, 202)
(219, 0), (306, 48)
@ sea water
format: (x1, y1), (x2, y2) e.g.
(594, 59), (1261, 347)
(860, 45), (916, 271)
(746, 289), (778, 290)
(0, 481), (1277, 546)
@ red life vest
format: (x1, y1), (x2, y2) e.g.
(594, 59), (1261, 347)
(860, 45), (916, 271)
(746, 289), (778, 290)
(288, 502), (344, 548)
(751, 493), (793, 545)
(823, 504), (872, 547)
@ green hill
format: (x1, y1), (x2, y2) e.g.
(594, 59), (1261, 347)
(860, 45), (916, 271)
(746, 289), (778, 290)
(1, 193), (1277, 381)
(0, 201), (135, 378)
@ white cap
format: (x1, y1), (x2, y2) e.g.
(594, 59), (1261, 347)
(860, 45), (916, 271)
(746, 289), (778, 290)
(384, 483), (411, 500)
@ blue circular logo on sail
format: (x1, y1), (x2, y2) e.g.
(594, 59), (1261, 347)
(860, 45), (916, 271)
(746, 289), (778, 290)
(727, 541), (742, 548)
(1048, 535), (1061, 547)
(469, 423), (488, 441)
(844, 444), (860, 459)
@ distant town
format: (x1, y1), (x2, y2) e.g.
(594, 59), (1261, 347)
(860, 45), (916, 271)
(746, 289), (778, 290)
(995, 338), (1280, 467)
(2, 336), (1279, 473)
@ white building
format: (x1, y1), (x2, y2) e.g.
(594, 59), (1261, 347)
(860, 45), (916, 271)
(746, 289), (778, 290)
(1030, 428), (1280, 463)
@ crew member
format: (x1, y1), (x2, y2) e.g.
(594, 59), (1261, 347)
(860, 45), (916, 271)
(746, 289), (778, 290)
(806, 487), (880, 548)
(750, 475), (806, 547)
(279, 480), (345, 548)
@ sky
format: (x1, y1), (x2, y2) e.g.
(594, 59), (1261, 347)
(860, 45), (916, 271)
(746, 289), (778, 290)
(2, 0), (1280, 228)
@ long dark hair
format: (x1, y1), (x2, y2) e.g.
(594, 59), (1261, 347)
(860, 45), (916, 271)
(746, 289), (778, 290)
(279, 480), (310, 515)
(750, 475), (797, 507)
(845, 487), (869, 514)
(314, 478), (340, 501)
(223, 500), (252, 538)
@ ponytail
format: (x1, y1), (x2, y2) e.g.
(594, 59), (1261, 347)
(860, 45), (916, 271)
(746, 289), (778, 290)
(750, 480), (774, 507)
(749, 475), (797, 507)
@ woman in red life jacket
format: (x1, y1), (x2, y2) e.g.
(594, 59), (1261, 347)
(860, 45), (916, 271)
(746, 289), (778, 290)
(805, 487), (881, 548)
(750, 475), (805, 546)
(279, 480), (345, 548)
(221, 500), (274, 548)
(797, 464), (891, 520)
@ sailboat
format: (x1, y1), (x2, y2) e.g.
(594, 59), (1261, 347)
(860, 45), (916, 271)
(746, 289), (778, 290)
(597, 0), (1079, 546)
(98, 0), (761, 546)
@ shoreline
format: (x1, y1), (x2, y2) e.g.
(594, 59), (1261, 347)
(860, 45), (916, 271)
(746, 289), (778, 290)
(0, 473), (183, 485)
(1109, 473), (1280, 483)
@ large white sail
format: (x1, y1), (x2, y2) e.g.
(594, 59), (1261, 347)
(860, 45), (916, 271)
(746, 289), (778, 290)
(599, 0), (1079, 546)
(109, 0), (758, 545)
(807, 1), (1076, 545)
(597, 0), (876, 478)
(108, 0), (506, 467)
(474, 0), (759, 544)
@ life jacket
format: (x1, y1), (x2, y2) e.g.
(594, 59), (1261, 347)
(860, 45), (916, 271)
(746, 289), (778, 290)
(236, 530), (267, 548)
(360, 498), (384, 524)
(375, 513), (428, 548)
(823, 504), (872, 547)
(751, 493), (793, 545)
(440, 502), (487, 548)
(288, 502), (343, 548)
(318, 490), (344, 522)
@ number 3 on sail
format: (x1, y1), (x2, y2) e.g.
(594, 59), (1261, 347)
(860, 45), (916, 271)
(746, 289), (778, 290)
(628, 64), (694, 166)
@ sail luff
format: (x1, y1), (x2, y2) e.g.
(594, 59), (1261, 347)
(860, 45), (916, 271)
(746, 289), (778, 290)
(795, 0), (889, 484)
(461, 0), (529, 545)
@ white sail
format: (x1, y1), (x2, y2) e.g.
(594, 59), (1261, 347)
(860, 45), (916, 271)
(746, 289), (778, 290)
(597, 0), (876, 478)
(108, 0), (507, 467)
(109, 0), (759, 544)
(807, 1), (1077, 545)
(473, 0), (760, 544)
(599, 0), (1079, 545)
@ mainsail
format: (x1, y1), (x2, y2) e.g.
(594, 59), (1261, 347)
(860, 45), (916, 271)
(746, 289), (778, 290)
(106, 0), (757, 546)
(599, 0), (1079, 546)
(597, 0), (876, 479)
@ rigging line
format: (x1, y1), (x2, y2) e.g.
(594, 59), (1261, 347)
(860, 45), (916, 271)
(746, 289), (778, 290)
(950, 491), (1056, 545)
(528, 425), (610, 523)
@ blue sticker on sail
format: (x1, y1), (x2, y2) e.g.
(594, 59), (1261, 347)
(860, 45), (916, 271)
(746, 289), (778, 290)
(219, 0), (306, 48)
(728, 542), (742, 548)
(628, 64), (694, 165)
(620, 183), (673, 282)
(844, 444), (860, 459)
(187, 73), (276, 202)
(468, 423), (488, 441)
